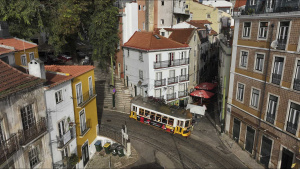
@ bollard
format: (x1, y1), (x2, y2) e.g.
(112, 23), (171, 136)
(126, 142), (131, 157)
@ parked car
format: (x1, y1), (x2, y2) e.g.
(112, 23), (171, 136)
(57, 54), (72, 62)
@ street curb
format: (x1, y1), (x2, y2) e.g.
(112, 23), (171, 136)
(103, 108), (130, 115)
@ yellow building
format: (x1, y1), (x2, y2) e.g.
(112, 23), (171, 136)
(186, 0), (231, 34)
(44, 65), (98, 168)
(0, 37), (39, 66)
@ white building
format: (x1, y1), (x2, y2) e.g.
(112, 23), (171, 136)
(122, 2), (138, 44)
(28, 59), (77, 168)
(123, 31), (191, 107)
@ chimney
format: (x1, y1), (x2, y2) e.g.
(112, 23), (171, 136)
(28, 58), (46, 79)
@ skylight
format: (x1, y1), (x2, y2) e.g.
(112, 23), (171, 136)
(154, 35), (160, 39)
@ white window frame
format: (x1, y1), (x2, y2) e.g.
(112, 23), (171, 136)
(29, 52), (35, 61)
(161, 19), (164, 25)
(21, 54), (27, 66)
(249, 0), (256, 5)
(239, 50), (249, 69)
(143, 5), (145, 11)
(242, 22), (251, 38)
(265, 93), (279, 125)
(55, 89), (63, 104)
(270, 55), (285, 86)
(88, 76), (93, 97)
(20, 104), (35, 130)
(57, 118), (66, 138)
(75, 82), (83, 106)
(29, 146), (40, 169)
(0, 119), (6, 144)
(291, 58), (300, 90)
(236, 82), (245, 103)
(254, 52), (265, 73)
(257, 21), (269, 40)
(259, 135), (274, 168)
(250, 87), (260, 109)
(276, 20), (291, 51)
(79, 109), (87, 135)
(285, 100), (300, 136)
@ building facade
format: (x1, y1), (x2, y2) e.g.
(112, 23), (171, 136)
(226, 3), (300, 168)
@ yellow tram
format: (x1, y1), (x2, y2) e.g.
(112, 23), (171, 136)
(129, 96), (193, 137)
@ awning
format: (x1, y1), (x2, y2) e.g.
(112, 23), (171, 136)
(190, 90), (215, 98)
(195, 82), (217, 90)
(186, 104), (206, 116)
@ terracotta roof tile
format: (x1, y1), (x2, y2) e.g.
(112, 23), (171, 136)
(0, 60), (44, 98)
(45, 72), (73, 89)
(209, 29), (218, 36)
(187, 20), (212, 29)
(0, 47), (14, 55)
(168, 28), (196, 44)
(0, 38), (37, 51)
(234, 0), (247, 9)
(123, 31), (189, 51)
(44, 65), (94, 78)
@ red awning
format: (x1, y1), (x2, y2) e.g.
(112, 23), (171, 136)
(190, 90), (215, 98)
(195, 82), (217, 90)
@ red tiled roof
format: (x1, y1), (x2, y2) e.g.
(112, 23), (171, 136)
(45, 72), (73, 89)
(44, 65), (94, 78)
(123, 31), (189, 51)
(0, 38), (37, 51)
(168, 28), (196, 44)
(234, 0), (247, 9)
(187, 20), (212, 29)
(0, 60), (44, 98)
(209, 29), (218, 36)
(0, 47), (14, 55)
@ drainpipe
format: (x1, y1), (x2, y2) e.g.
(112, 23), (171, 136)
(171, 0), (174, 28)
(253, 23), (274, 160)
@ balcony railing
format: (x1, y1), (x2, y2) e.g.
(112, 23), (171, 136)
(154, 79), (166, 87)
(286, 121), (297, 135)
(178, 90), (188, 98)
(57, 126), (76, 149)
(167, 93), (176, 101)
(179, 74), (189, 82)
(0, 134), (19, 165)
(293, 79), (300, 91)
(271, 73), (281, 85)
(168, 76), (178, 85)
(266, 116), (275, 124)
(19, 117), (47, 146)
(277, 39), (287, 50)
(78, 89), (97, 107)
(153, 58), (189, 69)
(80, 119), (91, 137)
(154, 95), (164, 100)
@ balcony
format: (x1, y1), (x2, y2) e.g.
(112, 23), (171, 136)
(77, 89), (97, 108)
(277, 39), (287, 50)
(167, 93), (176, 101)
(154, 95), (164, 100)
(79, 119), (91, 137)
(19, 117), (47, 146)
(153, 58), (189, 69)
(293, 79), (300, 91)
(154, 79), (166, 87)
(57, 126), (76, 149)
(266, 116), (275, 124)
(168, 76), (178, 85)
(0, 134), (19, 165)
(286, 121), (297, 135)
(271, 73), (281, 85)
(179, 74), (189, 82)
(178, 90), (188, 98)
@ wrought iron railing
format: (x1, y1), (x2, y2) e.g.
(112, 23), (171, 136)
(154, 60), (169, 69)
(286, 121), (297, 135)
(0, 134), (19, 165)
(293, 79), (300, 91)
(168, 76), (178, 85)
(19, 117), (47, 146)
(79, 119), (91, 137)
(178, 90), (188, 98)
(154, 79), (166, 87)
(78, 88), (97, 107)
(266, 116), (275, 124)
(271, 73), (281, 85)
(167, 93), (176, 101)
(277, 39), (287, 50)
(57, 126), (76, 149)
(179, 74), (189, 82)
(154, 58), (189, 69)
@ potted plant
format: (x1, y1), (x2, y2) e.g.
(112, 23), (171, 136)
(67, 153), (78, 168)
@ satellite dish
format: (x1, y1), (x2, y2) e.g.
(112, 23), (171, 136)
(271, 39), (278, 49)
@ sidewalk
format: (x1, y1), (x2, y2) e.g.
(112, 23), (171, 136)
(206, 114), (264, 169)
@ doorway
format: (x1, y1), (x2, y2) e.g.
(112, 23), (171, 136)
(82, 142), (89, 166)
(280, 148), (293, 169)
(245, 126), (255, 154)
(118, 63), (121, 78)
(260, 136), (272, 168)
(232, 118), (240, 143)
(134, 85), (137, 96)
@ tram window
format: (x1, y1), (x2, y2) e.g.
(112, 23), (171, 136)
(139, 108), (145, 116)
(168, 118), (174, 126)
(156, 114), (161, 122)
(162, 116), (168, 124)
(179, 121), (183, 127)
(150, 112), (156, 120)
(133, 106), (136, 111)
(145, 110), (150, 117)
(185, 121), (189, 127)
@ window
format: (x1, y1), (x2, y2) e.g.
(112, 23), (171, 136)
(138, 5), (141, 10)
(186, 4), (188, 8)
(250, 88), (259, 108)
(161, 32), (165, 36)
(249, 0), (256, 5)
(237, 83), (244, 101)
(139, 70), (143, 80)
(258, 22), (268, 39)
(21, 104), (35, 130)
(55, 90), (63, 104)
(139, 52), (143, 62)
(240, 51), (248, 68)
(156, 54), (161, 63)
(272, 57), (284, 85)
(29, 147), (40, 169)
(88, 76), (93, 97)
(277, 21), (290, 50)
(143, 5), (145, 11)
(127, 49), (129, 57)
(266, 95), (278, 124)
(29, 52), (35, 61)
(58, 120), (65, 138)
(80, 109), (87, 135)
(243, 22), (251, 38)
(155, 89), (161, 98)
(293, 60), (300, 91)
(207, 14), (211, 18)
(76, 83), (83, 105)
(255, 54), (264, 71)
(125, 65), (127, 71)
(21, 54), (27, 66)
(161, 0), (164, 6)
(0, 120), (5, 145)
(143, 22), (145, 30)
(161, 19), (164, 25)
(286, 102), (300, 135)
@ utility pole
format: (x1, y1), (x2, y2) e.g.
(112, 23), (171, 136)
(111, 54), (115, 108)
(221, 76), (226, 133)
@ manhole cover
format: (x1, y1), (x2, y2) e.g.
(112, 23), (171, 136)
(107, 119), (111, 122)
